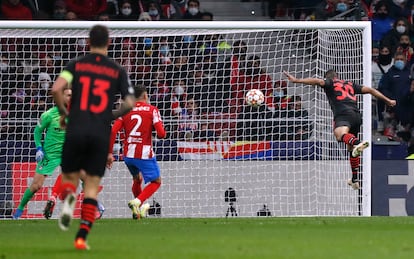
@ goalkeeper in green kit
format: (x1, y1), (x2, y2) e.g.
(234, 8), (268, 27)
(13, 87), (72, 219)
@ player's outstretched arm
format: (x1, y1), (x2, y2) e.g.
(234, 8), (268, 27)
(361, 86), (396, 107)
(283, 71), (325, 86)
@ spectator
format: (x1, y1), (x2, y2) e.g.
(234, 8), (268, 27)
(396, 33), (414, 62)
(147, 0), (164, 21)
(97, 12), (111, 21)
(116, 0), (139, 20)
(388, 0), (411, 20)
(373, 45), (394, 89)
(287, 96), (311, 140)
(378, 51), (411, 137)
(237, 102), (268, 141)
(237, 55), (273, 109)
(201, 11), (213, 21)
(373, 45), (394, 132)
(171, 78), (187, 115)
(65, 0), (107, 20)
(177, 96), (199, 140)
(65, 11), (78, 20)
(267, 80), (288, 112)
(225, 40), (248, 112)
(52, 0), (67, 20)
(183, 0), (203, 20)
(160, 0), (186, 20)
(138, 11), (151, 21)
(0, 0), (33, 20)
(381, 17), (412, 54)
(371, 1), (394, 47)
(291, 0), (323, 21)
(105, 0), (119, 18)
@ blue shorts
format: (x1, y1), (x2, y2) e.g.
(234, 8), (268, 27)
(123, 157), (160, 184)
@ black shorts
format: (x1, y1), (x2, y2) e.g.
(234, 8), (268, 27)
(61, 132), (109, 177)
(334, 112), (362, 135)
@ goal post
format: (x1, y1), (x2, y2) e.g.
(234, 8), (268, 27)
(0, 20), (371, 218)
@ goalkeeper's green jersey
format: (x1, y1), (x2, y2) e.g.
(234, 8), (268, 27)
(34, 106), (65, 159)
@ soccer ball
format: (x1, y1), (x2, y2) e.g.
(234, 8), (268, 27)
(245, 89), (265, 107)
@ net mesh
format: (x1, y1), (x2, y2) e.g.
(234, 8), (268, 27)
(0, 22), (370, 218)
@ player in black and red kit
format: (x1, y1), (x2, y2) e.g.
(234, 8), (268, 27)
(51, 24), (135, 250)
(284, 70), (396, 190)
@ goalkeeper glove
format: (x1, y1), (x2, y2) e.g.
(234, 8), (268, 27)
(35, 147), (44, 162)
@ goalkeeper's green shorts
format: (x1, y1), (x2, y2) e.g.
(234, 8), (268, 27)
(35, 157), (61, 176)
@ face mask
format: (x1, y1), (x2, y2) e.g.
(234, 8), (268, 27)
(372, 54), (379, 61)
(273, 90), (284, 97)
(188, 7), (199, 16)
(148, 9), (158, 16)
(394, 60), (405, 70)
(121, 7), (132, 16)
(378, 54), (392, 65)
(183, 35), (194, 43)
(400, 43), (410, 49)
(53, 13), (66, 19)
(0, 62), (9, 72)
(174, 85), (185, 95)
(77, 39), (87, 49)
(396, 25), (406, 34)
(41, 82), (50, 89)
(376, 13), (388, 19)
(160, 45), (170, 56)
(336, 3), (348, 12)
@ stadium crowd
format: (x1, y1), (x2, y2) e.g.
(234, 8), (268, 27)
(0, 0), (413, 155)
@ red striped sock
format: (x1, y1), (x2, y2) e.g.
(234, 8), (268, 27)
(138, 182), (161, 204)
(51, 174), (62, 198)
(350, 155), (360, 179)
(76, 198), (97, 240)
(341, 133), (360, 146)
(132, 178), (142, 198)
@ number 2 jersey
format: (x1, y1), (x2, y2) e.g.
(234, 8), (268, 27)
(62, 53), (134, 138)
(323, 78), (363, 118)
(109, 101), (167, 159)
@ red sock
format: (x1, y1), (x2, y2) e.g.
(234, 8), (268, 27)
(350, 155), (360, 179)
(341, 133), (360, 146)
(51, 174), (62, 198)
(76, 198), (97, 240)
(132, 178), (142, 198)
(60, 182), (77, 201)
(138, 182), (161, 204)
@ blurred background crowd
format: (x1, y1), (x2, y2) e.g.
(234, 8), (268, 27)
(0, 0), (413, 156)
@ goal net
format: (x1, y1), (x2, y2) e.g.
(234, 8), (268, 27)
(0, 21), (371, 218)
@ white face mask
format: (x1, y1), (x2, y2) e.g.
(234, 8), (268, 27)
(121, 7), (132, 16)
(0, 62), (8, 72)
(41, 82), (50, 89)
(396, 25), (406, 34)
(174, 86), (185, 95)
(188, 7), (198, 16)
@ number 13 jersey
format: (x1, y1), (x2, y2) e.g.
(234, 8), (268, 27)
(63, 53), (133, 137)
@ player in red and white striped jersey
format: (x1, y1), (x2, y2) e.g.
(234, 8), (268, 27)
(107, 85), (166, 219)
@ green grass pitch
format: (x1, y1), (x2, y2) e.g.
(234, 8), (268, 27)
(1, 217), (414, 259)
